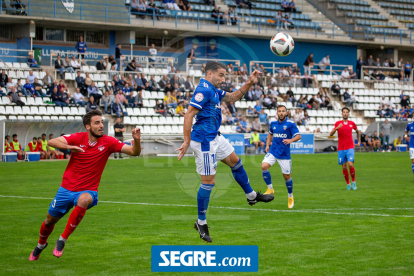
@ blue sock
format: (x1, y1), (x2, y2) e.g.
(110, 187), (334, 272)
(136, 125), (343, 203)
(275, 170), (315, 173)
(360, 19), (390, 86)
(231, 159), (254, 195)
(262, 170), (273, 189)
(285, 178), (293, 194)
(197, 183), (214, 221)
(412, 164), (414, 174)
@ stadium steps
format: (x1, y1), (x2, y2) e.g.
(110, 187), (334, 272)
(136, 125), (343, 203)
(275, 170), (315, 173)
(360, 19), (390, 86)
(364, 0), (408, 30)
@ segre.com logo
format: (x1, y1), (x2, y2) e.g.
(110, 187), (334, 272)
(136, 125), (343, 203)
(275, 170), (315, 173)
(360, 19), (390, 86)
(151, 245), (258, 272)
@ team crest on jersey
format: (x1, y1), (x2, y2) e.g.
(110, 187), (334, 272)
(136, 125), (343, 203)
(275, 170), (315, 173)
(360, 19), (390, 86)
(195, 93), (204, 102)
(98, 146), (105, 151)
(283, 126), (287, 130)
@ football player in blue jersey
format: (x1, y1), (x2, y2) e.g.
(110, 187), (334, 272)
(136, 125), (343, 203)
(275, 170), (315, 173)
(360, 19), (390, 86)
(176, 61), (274, 243)
(404, 121), (414, 176)
(262, 105), (301, 209)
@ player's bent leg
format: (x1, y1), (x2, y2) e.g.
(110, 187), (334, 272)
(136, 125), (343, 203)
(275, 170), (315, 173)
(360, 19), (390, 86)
(29, 214), (61, 261)
(194, 175), (215, 243)
(261, 162), (274, 195)
(54, 193), (92, 258)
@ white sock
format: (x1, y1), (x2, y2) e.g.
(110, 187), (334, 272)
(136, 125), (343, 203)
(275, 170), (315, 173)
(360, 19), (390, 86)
(37, 243), (46, 249)
(267, 184), (273, 190)
(246, 191), (257, 200)
(288, 193), (293, 198)
(197, 219), (207, 225)
(59, 236), (67, 242)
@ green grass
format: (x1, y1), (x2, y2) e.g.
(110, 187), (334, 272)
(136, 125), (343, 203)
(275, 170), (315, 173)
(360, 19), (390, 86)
(0, 152), (413, 275)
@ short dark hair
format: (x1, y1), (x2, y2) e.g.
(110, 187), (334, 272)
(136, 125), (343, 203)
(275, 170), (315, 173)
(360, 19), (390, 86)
(277, 105), (287, 111)
(42, 133), (46, 136)
(12, 134), (17, 138)
(5, 135), (9, 139)
(205, 61), (226, 74)
(342, 107), (350, 112)
(33, 137), (37, 140)
(83, 110), (103, 127)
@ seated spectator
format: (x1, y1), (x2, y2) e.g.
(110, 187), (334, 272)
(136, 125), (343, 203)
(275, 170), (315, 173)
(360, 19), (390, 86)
(71, 56), (81, 70)
(154, 100), (166, 116)
(148, 75), (159, 92)
(5, 78), (15, 93)
(101, 90), (115, 113)
(108, 55), (117, 70)
(27, 71), (36, 84)
(258, 109), (268, 125)
(205, 0), (215, 6)
(377, 106), (384, 118)
(343, 89), (355, 106)
(293, 109), (304, 125)
(8, 87), (25, 106)
(176, 101), (186, 116)
(162, 0), (180, 10)
(23, 78), (35, 97)
(27, 54), (40, 68)
(308, 95), (320, 109)
(86, 96), (98, 112)
(96, 59), (105, 71)
(235, 121), (245, 133)
(240, 116), (251, 132)
(42, 70), (54, 89)
(126, 59), (137, 71)
(58, 80), (68, 93)
(88, 82), (102, 102)
(59, 87), (69, 106)
(211, 5), (223, 22)
(341, 67), (350, 79)
(383, 58), (389, 67)
(228, 101), (237, 116)
(184, 76), (195, 92)
(331, 80), (340, 96)
(179, 0), (191, 11)
(349, 69), (357, 79)
(72, 87), (85, 107)
(112, 99), (128, 117)
(318, 55), (330, 72)
(228, 7), (238, 24)
(281, 0), (289, 12)
(164, 82), (174, 94)
(130, 0), (140, 12)
(63, 56), (75, 73)
(389, 58), (395, 68)
(33, 78), (46, 97)
(314, 128), (321, 133)
(374, 70), (386, 81)
(263, 94), (275, 108)
(16, 79), (26, 96)
(0, 69), (8, 87)
(75, 71), (87, 95)
(164, 91), (178, 109)
(116, 90), (129, 108)
(285, 86), (296, 104)
(51, 87), (64, 107)
(251, 117), (264, 133)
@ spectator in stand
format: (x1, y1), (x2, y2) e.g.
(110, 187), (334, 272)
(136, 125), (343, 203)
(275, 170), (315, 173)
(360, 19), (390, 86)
(24, 78), (35, 97)
(8, 87), (25, 106)
(164, 82), (174, 94)
(108, 54), (117, 70)
(27, 70), (36, 84)
(293, 109), (304, 126)
(275, 11), (283, 28)
(155, 100), (167, 116)
(303, 53), (314, 75)
(259, 109), (268, 125)
(343, 89), (354, 106)
(349, 69), (357, 79)
(75, 36), (87, 60)
(54, 55), (65, 79)
(285, 86), (296, 105)
(374, 58), (381, 67)
(228, 7), (238, 24)
(59, 87), (70, 106)
(96, 59), (105, 71)
(86, 96), (98, 113)
(63, 56), (75, 73)
(263, 94), (275, 108)
(5, 78), (15, 93)
(72, 87), (85, 107)
(254, 100), (262, 115)
(126, 59), (137, 71)
(240, 116), (251, 132)
(10, 134), (25, 160)
(398, 70), (404, 81)
(367, 55), (375, 66)
(16, 79), (26, 96)
(135, 90), (143, 108)
(318, 55), (330, 72)
(398, 58), (404, 68)
(75, 71), (87, 96)
(185, 76), (195, 92)
(289, 0), (296, 12)
(383, 58), (389, 67)
(147, 44), (158, 67)
(176, 101), (186, 116)
(127, 75), (137, 91)
(71, 56), (81, 70)
(404, 60), (412, 81)
(341, 67), (350, 79)
(113, 117), (126, 159)
(101, 90), (114, 113)
(130, 0), (140, 12)
(251, 117), (264, 133)
(0, 69), (8, 87)
(389, 58), (395, 68)
(115, 44), (123, 71)
(179, 0), (191, 10)
(26, 137), (46, 159)
(58, 80), (68, 93)
(308, 95), (320, 109)
(205, 0), (215, 6)
(33, 78), (46, 97)
(135, 74), (145, 92)
(112, 98), (128, 117)
(164, 91), (178, 109)
(331, 80), (340, 96)
(356, 56), (367, 79)
(227, 102), (237, 116)
(163, 0), (180, 10)
(281, 0), (289, 12)
(42, 70), (54, 89)
(401, 95), (410, 108)
(377, 106), (384, 118)
(88, 82), (101, 103)
(27, 54), (40, 68)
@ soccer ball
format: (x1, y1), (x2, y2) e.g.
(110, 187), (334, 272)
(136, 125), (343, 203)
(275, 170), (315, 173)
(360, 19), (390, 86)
(270, 33), (295, 57)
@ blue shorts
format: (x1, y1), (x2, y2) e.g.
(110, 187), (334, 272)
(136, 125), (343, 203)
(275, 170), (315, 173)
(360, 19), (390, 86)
(338, 149), (355, 165)
(48, 187), (98, 218)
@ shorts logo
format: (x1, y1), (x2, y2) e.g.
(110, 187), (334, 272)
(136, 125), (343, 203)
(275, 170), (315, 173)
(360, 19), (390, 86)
(52, 199), (56, 208)
(195, 93), (204, 102)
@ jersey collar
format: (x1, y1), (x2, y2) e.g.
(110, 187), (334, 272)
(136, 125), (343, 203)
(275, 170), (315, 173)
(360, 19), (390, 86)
(276, 118), (288, 124)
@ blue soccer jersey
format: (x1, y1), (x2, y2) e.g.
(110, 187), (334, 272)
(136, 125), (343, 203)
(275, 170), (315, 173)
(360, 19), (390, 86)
(268, 118), (300, 159)
(190, 79), (226, 143)
(405, 122), (414, 148)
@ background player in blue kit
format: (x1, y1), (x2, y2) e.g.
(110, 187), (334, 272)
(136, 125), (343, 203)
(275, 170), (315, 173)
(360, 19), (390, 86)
(176, 61), (274, 243)
(404, 122), (414, 176)
(262, 105), (301, 209)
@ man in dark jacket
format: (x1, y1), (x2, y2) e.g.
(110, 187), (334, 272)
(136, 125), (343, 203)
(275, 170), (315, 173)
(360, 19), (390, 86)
(112, 98), (128, 118)
(54, 55), (65, 79)
(356, 56), (367, 79)
(96, 59), (105, 71)
(0, 69), (8, 87)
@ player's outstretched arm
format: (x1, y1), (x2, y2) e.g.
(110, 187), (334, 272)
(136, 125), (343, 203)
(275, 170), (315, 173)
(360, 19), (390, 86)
(121, 127), (141, 156)
(176, 105), (199, 161)
(222, 70), (262, 102)
(48, 136), (85, 152)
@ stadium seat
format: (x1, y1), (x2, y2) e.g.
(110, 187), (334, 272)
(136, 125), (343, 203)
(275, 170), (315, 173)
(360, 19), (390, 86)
(22, 106), (31, 115)
(2, 97), (11, 105)
(166, 117), (174, 125)
(78, 107), (86, 114)
(58, 116), (67, 120)
(123, 116), (132, 125)
(5, 106), (15, 115)
(0, 106), (5, 114)
(67, 116), (75, 120)
(150, 126), (159, 134)
(131, 116), (139, 125)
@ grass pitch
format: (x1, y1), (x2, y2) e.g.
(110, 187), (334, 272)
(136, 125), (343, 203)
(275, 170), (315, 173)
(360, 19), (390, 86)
(0, 152), (413, 275)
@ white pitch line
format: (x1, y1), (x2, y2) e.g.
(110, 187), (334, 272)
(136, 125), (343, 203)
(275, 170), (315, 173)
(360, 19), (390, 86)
(0, 195), (413, 218)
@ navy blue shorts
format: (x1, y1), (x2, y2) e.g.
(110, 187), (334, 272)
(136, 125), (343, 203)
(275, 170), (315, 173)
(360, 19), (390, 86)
(48, 187), (98, 218)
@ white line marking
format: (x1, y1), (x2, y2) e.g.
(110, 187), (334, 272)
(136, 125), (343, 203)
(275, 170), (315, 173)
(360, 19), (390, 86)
(0, 195), (413, 218)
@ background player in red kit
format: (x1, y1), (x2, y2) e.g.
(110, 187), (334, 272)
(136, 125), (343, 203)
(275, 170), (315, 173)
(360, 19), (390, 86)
(29, 110), (141, 261)
(330, 107), (361, 190)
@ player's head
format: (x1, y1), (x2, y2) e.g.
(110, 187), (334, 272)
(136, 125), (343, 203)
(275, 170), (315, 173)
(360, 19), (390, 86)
(374, 131), (377, 136)
(42, 133), (46, 140)
(277, 105), (287, 121)
(341, 107), (350, 119)
(116, 117), (121, 124)
(32, 137), (37, 143)
(12, 134), (17, 141)
(5, 135), (9, 141)
(205, 61), (226, 88)
(37, 137), (41, 141)
(83, 110), (104, 138)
